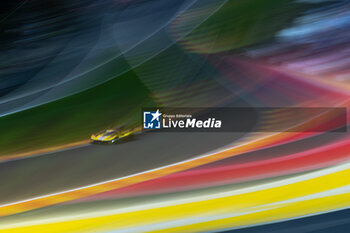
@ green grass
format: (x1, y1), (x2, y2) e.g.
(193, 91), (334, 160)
(0, 70), (155, 156)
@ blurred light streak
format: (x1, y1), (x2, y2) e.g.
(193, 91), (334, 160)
(2, 161), (350, 232)
(80, 137), (350, 200)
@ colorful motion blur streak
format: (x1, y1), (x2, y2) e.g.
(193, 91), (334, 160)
(0, 0), (350, 233)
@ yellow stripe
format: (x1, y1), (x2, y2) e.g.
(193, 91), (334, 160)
(1, 166), (350, 233)
(157, 193), (350, 233)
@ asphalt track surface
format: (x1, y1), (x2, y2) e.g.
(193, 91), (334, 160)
(0, 131), (244, 205)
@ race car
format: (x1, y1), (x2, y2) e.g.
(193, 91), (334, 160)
(90, 127), (136, 143)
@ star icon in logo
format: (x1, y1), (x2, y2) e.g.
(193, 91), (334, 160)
(151, 109), (161, 122)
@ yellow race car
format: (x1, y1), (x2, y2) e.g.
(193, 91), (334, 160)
(90, 127), (136, 143)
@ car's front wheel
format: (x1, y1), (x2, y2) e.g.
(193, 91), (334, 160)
(111, 138), (119, 143)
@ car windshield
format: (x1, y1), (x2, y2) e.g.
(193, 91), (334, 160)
(103, 130), (116, 136)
